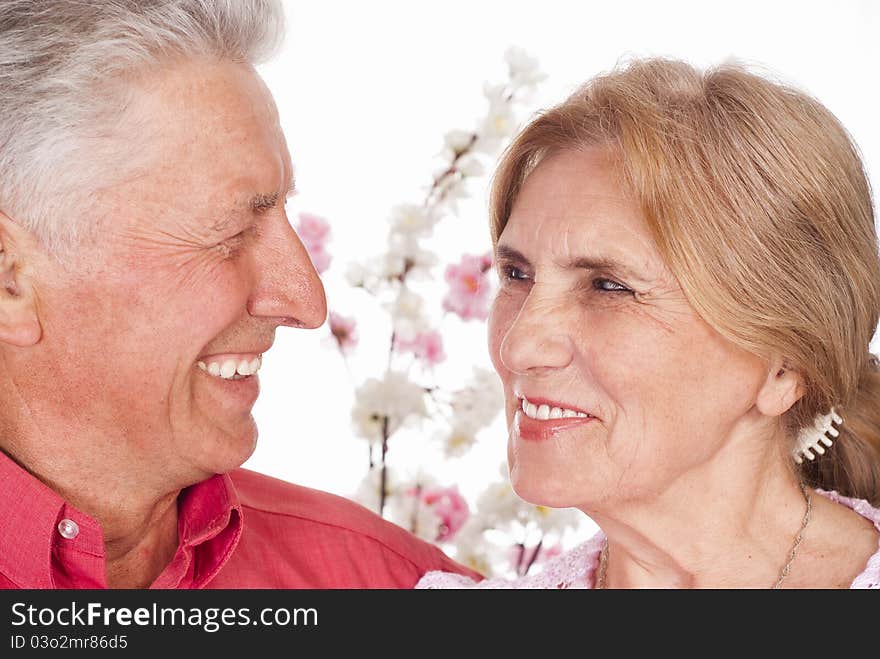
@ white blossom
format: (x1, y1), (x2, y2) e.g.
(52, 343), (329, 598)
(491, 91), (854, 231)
(352, 465), (399, 514)
(450, 520), (510, 577)
(469, 469), (582, 540)
(504, 46), (547, 89)
(443, 426), (478, 458)
(450, 367), (504, 434)
(389, 203), (437, 240)
(386, 233), (439, 278)
(432, 172), (470, 214)
(351, 371), (428, 443)
(443, 129), (475, 155)
(529, 504), (583, 536)
(481, 102), (516, 141)
(437, 368), (502, 457)
(473, 479), (534, 532)
(482, 81), (508, 106)
(380, 250), (406, 280)
(387, 286), (429, 339)
(457, 154), (485, 178)
(345, 261), (370, 288)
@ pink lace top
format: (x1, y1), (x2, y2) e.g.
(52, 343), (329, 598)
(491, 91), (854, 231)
(416, 490), (880, 589)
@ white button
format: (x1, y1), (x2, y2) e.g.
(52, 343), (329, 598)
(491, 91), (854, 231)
(57, 519), (79, 540)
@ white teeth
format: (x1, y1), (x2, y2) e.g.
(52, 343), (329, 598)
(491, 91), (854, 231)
(520, 396), (592, 421)
(220, 360), (237, 379)
(199, 355), (263, 380)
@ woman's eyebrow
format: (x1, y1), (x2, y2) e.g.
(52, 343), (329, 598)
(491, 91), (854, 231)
(495, 244), (530, 264)
(566, 256), (647, 283)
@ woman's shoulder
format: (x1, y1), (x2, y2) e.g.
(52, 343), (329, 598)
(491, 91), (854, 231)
(816, 489), (880, 589)
(415, 531), (606, 589)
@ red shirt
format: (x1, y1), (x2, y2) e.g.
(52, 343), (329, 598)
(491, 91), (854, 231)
(0, 452), (480, 588)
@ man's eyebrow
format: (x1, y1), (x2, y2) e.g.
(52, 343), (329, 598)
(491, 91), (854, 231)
(247, 176), (298, 213)
(250, 192), (279, 212)
(210, 179), (297, 233)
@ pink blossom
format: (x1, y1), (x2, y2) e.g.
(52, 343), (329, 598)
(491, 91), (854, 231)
(395, 330), (446, 365)
(295, 212), (332, 273)
(296, 212), (331, 243)
(306, 244), (332, 274)
(329, 312), (358, 354)
(420, 485), (470, 542)
(442, 252), (493, 321)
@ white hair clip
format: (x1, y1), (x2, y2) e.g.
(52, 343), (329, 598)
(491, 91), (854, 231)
(793, 408), (843, 464)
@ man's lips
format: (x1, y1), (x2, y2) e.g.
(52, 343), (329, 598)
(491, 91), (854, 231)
(196, 352), (264, 380)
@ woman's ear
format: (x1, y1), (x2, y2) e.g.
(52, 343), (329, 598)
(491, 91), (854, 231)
(755, 356), (804, 417)
(0, 212), (42, 347)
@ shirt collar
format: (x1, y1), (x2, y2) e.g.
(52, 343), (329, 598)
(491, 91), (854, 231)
(162, 471), (243, 589)
(0, 450), (242, 589)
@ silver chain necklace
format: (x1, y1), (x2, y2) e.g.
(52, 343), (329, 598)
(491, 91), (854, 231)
(595, 485), (813, 589)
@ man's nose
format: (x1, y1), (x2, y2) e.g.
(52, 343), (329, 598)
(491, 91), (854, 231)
(499, 289), (573, 375)
(247, 214), (327, 328)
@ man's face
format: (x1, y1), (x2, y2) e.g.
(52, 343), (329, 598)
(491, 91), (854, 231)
(27, 59), (326, 486)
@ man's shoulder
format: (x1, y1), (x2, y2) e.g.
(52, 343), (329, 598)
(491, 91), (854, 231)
(230, 467), (390, 531)
(227, 468), (474, 575)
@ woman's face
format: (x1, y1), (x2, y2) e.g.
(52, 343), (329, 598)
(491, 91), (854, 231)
(488, 147), (769, 509)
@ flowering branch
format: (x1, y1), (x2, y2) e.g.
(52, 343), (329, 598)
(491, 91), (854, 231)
(299, 48), (587, 578)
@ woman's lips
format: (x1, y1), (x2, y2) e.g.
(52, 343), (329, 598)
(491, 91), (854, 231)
(514, 395), (597, 441)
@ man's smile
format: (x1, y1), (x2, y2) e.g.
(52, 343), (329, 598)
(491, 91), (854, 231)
(197, 353), (263, 380)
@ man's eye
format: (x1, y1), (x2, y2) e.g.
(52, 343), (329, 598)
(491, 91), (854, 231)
(215, 231), (247, 257)
(593, 278), (631, 293)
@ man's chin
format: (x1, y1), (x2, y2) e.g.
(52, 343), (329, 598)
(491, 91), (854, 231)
(194, 416), (260, 476)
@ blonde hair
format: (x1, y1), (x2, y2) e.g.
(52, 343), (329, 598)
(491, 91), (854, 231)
(490, 58), (880, 504)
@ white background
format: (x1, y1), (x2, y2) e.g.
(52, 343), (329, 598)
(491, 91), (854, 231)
(244, 0), (880, 517)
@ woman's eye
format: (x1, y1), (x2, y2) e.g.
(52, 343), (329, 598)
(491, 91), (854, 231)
(593, 278), (631, 293)
(504, 266), (530, 282)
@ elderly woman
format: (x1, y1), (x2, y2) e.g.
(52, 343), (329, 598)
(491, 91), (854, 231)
(418, 58), (880, 589)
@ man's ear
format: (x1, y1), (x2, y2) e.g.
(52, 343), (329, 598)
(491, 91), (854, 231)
(0, 211), (42, 347)
(755, 356), (804, 417)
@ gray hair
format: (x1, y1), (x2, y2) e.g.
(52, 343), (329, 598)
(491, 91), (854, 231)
(0, 0), (284, 254)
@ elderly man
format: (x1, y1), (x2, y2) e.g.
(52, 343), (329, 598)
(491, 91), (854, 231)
(0, 1), (477, 588)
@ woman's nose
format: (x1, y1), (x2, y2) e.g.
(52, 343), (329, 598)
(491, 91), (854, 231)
(499, 291), (573, 375)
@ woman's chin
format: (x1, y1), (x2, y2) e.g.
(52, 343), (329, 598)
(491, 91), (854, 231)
(509, 464), (583, 509)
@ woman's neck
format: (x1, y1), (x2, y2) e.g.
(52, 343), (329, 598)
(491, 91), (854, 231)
(584, 451), (810, 588)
